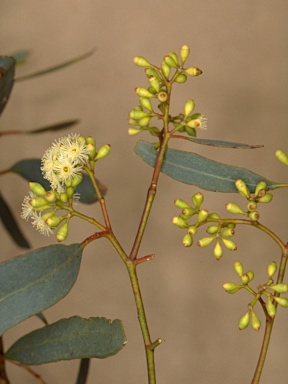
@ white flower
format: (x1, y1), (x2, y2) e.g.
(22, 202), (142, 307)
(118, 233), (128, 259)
(31, 213), (54, 236)
(21, 191), (36, 221)
(60, 133), (89, 163)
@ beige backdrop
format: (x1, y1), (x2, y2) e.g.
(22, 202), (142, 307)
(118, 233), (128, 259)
(1, 1), (288, 383)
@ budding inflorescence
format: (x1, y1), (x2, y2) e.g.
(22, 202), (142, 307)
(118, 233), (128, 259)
(129, 45), (206, 139)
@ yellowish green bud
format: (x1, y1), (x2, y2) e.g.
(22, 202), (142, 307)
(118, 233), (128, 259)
(198, 209), (209, 223)
(66, 186), (75, 198)
(137, 116), (152, 127)
(60, 193), (68, 203)
(206, 225), (219, 235)
(223, 282), (241, 294)
(168, 52), (179, 66)
(29, 182), (46, 196)
(30, 197), (48, 208)
(71, 173), (83, 188)
(248, 211), (260, 221)
(46, 216), (62, 228)
(149, 76), (161, 92)
(139, 97), (153, 112)
(238, 311), (250, 330)
(157, 92), (168, 103)
(247, 202), (257, 212)
(221, 238), (237, 251)
(257, 193), (273, 203)
(185, 67), (202, 76)
(235, 179), (250, 199)
(270, 284), (288, 293)
(198, 236), (215, 247)
(129, 109), (150, 120)
(192, 192), (204, 208)
(182, 233), (193, 247)
(184, 99), (195, 118)
(240, 274), (249, 285)
(275, 149), (288, 165)
(128, 128), (142, 136)
(86, 143), (97, 160)
(145, 68), (161, 80)
(77, 136), (86, 145)
(174, 73), (187, 83)
(213, 240), (223, 260)
(133, 56), (151, 67)
(226, 203), (246, 215)
(42, 211), (55, 221)
(56, 221), (69, 242)
(186, 118), (202, 129)
(86, 136), (96, 146)
(164, 55), (178, 68)
(221, 228), (235, 237)
(180, 45), (190, 64)
(95, 144), (111, 160)
(208, 213), (220, 219)
(161, 61), (171, 79)
(181, 207), (196, 218)
(45, 191), (58, 203)
(135, 87), (155, 98)
(185, 126), (196, 136)
(251, 311), (261, 331)
(254, 180), (267, 197)
(174, 199), (190, 209)
(172, 216), (189, 228)
(246, 270), (254, 282)
(267, 261), (277, 277)
(234, 261), (244, 277)
(273, 296), (288, 307)
(267, 297), (276, 318)
(188, 225), (198, 236)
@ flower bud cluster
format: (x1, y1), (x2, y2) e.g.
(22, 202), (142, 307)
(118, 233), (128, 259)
(172, 192), (237, 259)
(129, 45), (206, 138)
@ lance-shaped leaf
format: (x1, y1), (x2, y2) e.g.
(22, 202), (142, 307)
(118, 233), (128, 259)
(9, 158), (107, 204)
(0, 191), (30, 248)
(180, 137), (263, 149)
(24, 119), (80, 134)
(135, 141), (278, 193)
(5, 316), (127, 364)
(0, 243), (83, 335)
(0, 56), (15, 116)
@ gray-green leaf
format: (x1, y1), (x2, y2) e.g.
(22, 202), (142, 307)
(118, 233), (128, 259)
(5, 316), (127, 364)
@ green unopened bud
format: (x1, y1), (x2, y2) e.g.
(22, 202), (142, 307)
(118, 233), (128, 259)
(188, 225), (198, 236)
(147, 86), (157, 95)
(198, 209), (209, 223)
(221, 228), (235, 237)
(254, 180), (267, 197)
(139, 97), (153, 112)
(29, 182), (46, 196)
(221, 238), (237, 251)
(248, 211), (260, 221)
(145, 68), (161, 80)
(234, 261), (244, 277)
(56, 221), (69, 242)
(198, 236), (215, 247)
(208, 213), (221, 220)
(251, 311), (261, 331)
(257, 193), (273, 203)
(30, 197), (48, 208)
(95, 144), (111, 160)
(247, 202), (257, 212)
(181, 207), (196, 219)
(182, 233), (193, 247)
(273, 296), (288, 307)
(77, 135), (86, 145)
(66, 186), (75, 198)
(129, 109), (150, 120)
(149, 76), (161, 92)
(86, 143), (97, 160)
(267, 297), (276, 318)
(246, 270), (255, 282)
(174, 73), (187, 83)
(223, 282), (241, 294)
(168, 52), (179, 66)
(270, 284), (288, 293)
(46, 216), (62, 228)
(226, 203), (246, 215)
(180, 45), (190, 64)
(241, 274), (250, 285)
(42, 211), (55, 221)
(133, 56), (152, 67)
(206, 225), (219, 235)
(174, 199), (190, 209)
(185, 67), (202, 76)
(138, 116), (152, 127)
(186, 118), (202, 129)
(192, 192), (204, 208)
(184, 99), (195, 118)
(235, 179), (250, 199)
(267, 261), (277, 277)
(161, 61), (171, 79)
(164, 55), (178, 68)
(172, 216), (189, 228)
(185, 126), (196, 137)
(214, 240), (223, 260)
(238, 311), (250, 330)
(86, 136), (96, 146)
(275, 150), (288, 165)
(45, 191), (58, 203)
(157, 92), (168, 103)
(60, 193), (68, 203)
(71, 173), (83, 188)
(135, 87), (155, 98)
(128, 128), (142, 136)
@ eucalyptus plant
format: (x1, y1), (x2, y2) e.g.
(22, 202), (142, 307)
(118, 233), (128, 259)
(0, 45), (287, 384)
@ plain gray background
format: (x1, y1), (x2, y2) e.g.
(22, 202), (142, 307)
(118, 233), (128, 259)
(1, 1), (288, 383)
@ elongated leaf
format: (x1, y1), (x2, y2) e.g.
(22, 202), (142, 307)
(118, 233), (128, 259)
(0, 56), (15, 116)
(0, 243), (83, 335)
(15, 49), (95, 82)
(135, 141), (277, 193)
(180, 137), (263, 149)
(9, 159), (107, 204)
(5, 316), (127, 364)
(0, 191), (30, 248)
(25, 119), (80, 134)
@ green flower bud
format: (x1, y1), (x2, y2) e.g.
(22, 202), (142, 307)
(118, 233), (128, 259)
(185, 67), (202, 76)
(273, 296), (288, 308)
(45, 191), (58, 203)
(86, 143), (97, 160)
(71, 173), (83, 188)
(60, 193), (68, 203)
(86, 136), (96, 146)
(186, 118), (202, 129)
(149, 76), (161, 92)
(180, 45), (190, 64)
(161, 61), (171, 79)
(198, 236), (215, 247)
(267, 261), (277, 277)
(198, 209), (209, 223)
(257, 193), (273, 203)
(181, 207), (196, 219)
(221, 238), (237, 251)
(246, 270), (254, 282)
(174, 199), (190, 209)
(138, 116), (152, 127)
(133, 56), (152, 67)
(221, 228), (235, 237)
(168, 52), (179, 66)
(128, 128), (142, 136)
(135, 87), (155, 98)
(182, 233), (193, 247)
(275, 149), (288, 165)
(247, 202), (257, 212)
(213, 240), (223, 260)
(147, 86), (158, 95)
(66, 186), (75, 198)
(226, 203), (246, 215)
(270, 284), (288, 293)
(145, 68), (161, 80)
(164, 55), (178, 68)
(42, 211), (55, 221)
(206, 225), (219, 235)
(56, 221), (69, 242)
(208, 213), (221, 220)
(30, 197), (48, 208)
(188, 225), (198, 236)
(240, 274), (249, 285)
(46, 216), (62, 228)
(223, 282), (241, 294)
(184, 99), (195, 118)
(235, 179), (250, 199)
(248, 211), (260, 221)
(192, 192), (204, 208)
(251, 311), (261, 331)
(139, 97), (153, 112)
(29, 182), (46, 196)
(95, 144), (111, 160)
(129, 109), (150, 120)
(172, 216), (189, 229)
(254, 180), (267, 197)
(238, 311), (250, 330)
(157, 92), (168, 103)
(234, 261), (244, 277)
(77, 136), (86, 145)
(185, 126), (196, 137)
(174, 73), (187, 83)
(267, 297), (276, 318)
